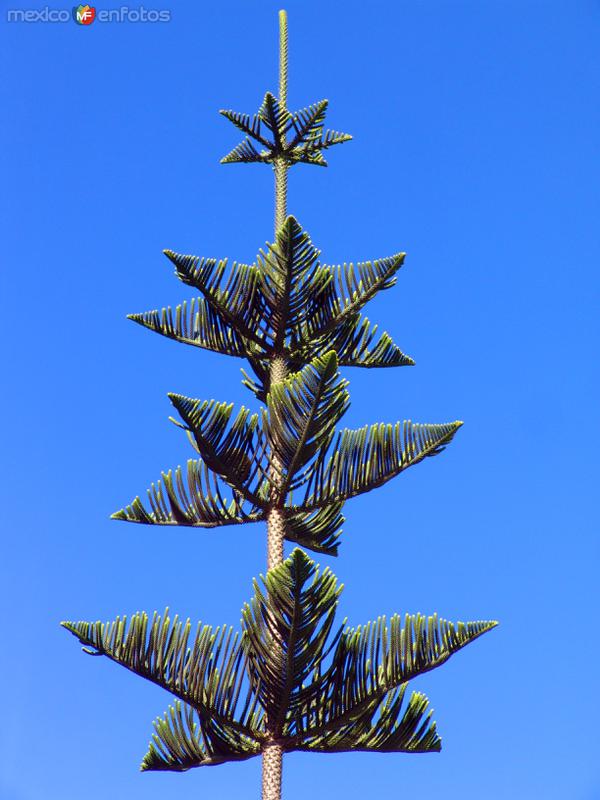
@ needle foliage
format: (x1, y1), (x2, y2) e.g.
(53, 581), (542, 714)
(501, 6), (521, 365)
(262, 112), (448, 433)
(63, 10), (496, 796)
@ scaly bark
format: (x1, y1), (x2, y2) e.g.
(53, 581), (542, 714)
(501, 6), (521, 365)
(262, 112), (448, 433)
(262, 10), (288, 800)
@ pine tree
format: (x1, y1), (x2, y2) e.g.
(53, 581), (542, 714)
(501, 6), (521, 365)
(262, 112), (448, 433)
(63, 11), (496, 800)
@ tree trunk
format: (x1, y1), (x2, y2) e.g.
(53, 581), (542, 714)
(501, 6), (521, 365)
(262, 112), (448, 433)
(262, 10), (288, 800)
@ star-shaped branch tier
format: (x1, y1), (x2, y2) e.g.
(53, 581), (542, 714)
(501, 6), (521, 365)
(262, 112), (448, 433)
(111, 351), (462, 557)
(63, 549), (497, 773)
(220, 92), (352, 167)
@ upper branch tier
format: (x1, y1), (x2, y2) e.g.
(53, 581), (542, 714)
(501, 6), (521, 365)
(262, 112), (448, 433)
(220, 93), (351, 168)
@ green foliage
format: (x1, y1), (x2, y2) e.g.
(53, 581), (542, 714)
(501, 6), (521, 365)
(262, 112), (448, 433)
(167, 395), (267, 506)
(129, 217), (413, 400)
(141, 701), (260, 772)
(64, 15), (496, 786)
(111, 351), (461, 553)
(296, 313), (414, 370)
(110, 460), (263, 528)
(62, 609), (264, 771)
(118, 210), (459, 556)
(128, 298), (251, 358)
(265, 352), (350, 495)
(162, 251), (268, 354)
(285, 503), (345, 556)
(220, 93), (352, 167)
(63, 550), (496, 771)
(302, 418), (463, 508)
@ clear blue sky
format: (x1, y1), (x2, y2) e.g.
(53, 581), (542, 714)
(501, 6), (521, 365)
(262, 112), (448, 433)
(1, 2), (599, 798)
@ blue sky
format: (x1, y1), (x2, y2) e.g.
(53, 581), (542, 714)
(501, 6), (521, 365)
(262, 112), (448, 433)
(1, 1), (599, 798)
